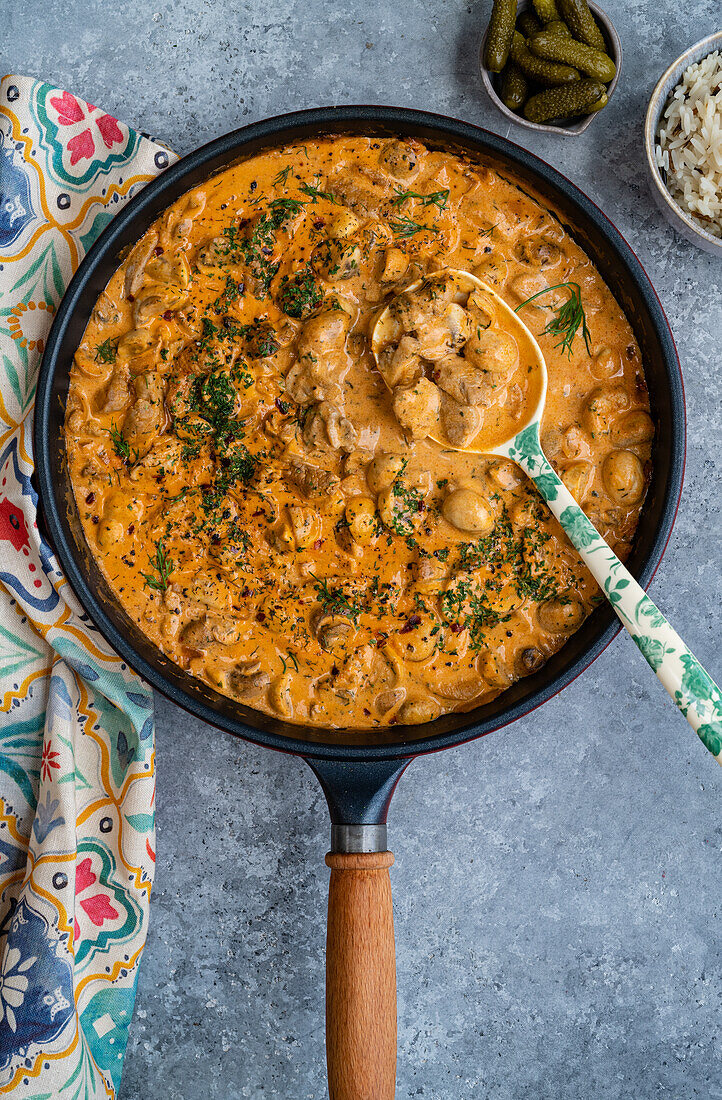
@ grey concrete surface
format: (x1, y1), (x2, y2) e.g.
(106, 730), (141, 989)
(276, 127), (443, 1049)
(7, 0), (722, 1096)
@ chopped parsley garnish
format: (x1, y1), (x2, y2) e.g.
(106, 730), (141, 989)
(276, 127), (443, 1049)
(94, 337), (119, 363)
(142, 539), (173, 592)
(213, 274), (243, 311)
(515, 281), (592, 358)
(389, 215), (441, 239)
(237, 319), (280, 358)
(310, 573), (361, 624)
(222, 203), (299, 295)
(109, 423), (138, 464)
(277, 266), (323, 319)
(381, 466), (424, 536)
(180, 440), (201, 462)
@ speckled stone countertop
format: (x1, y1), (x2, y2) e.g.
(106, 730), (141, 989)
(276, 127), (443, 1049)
(10, 1), (722, 1095)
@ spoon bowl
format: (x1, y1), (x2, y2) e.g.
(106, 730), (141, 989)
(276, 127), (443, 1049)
(371, 268), (722, 765)
(370, 268), (547, 455)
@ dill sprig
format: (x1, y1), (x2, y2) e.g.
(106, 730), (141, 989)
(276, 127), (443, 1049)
(299, 180), (339, 204)
(514, 281), (591, 357)
(94, 337), (119, 363)
(390, 187), (450, 211)
(272, 165), (293, 187)
(389, 215), (441, 240)
(269, 197), (305, 216)
(142, 539), (173, 592)
(310, 573), (361, 624)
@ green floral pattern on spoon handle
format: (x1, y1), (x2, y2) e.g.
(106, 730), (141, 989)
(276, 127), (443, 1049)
(503, 424), (722, 764)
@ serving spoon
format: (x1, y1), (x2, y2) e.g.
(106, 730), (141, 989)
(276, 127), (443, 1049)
(372, 269), (722, 764)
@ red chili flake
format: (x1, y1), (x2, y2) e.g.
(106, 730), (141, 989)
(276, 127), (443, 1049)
(331, 665), (339, 677)
(374, 631), (389, 646)
(85, 492), (96, 505)
(242, 587), (251, 597)
(252, 509), (264, 518)
(153, 245), (164, 255)
(256, 611), (266, 622)
(275, 397), (289, 414)
(400, 614), (422, 634)
(128, 524), (135, 535)
(416, 500), (425, 512)
(91, 515), (99, 525)
(449, 622), (463, 634)
(127, 294), (135, 303)
(162, 310), (173, 321)
(211, 533), (221, 545)
(313, 538), (324, 551)
(363, 708), (371, 716)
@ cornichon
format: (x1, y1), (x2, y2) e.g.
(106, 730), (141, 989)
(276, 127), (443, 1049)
(517, 10), (542, 38)
(532, 0), (561, 22)
(509, 31), (580, 86)
(500, 63), (529, 110)
(524, 78), (606, 121)
(557, 0), (606, 51)
(530, 30), (616, 81)
(544, 19), (571, 36)
(485, 0), (517, 72)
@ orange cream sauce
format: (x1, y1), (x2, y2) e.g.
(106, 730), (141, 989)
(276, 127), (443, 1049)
(65, 135), (653, 729)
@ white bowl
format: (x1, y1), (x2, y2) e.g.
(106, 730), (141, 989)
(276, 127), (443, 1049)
(479, 0), (621, 137)
(644, 32), (722, 257)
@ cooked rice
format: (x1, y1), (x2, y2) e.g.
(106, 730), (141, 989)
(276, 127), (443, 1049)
(654, 50), (722, 239)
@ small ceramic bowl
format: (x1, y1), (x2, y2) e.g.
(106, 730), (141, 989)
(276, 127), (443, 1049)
(644, 31), (722, 257)
(479, 0), (621, 136)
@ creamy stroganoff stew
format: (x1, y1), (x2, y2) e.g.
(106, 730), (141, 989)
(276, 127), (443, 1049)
(65, 136), (654, 729)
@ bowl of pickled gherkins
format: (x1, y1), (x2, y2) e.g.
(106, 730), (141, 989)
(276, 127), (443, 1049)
(480, 0), (621, 135)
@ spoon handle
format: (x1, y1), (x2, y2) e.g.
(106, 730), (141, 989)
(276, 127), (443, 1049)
(510, 439), (722, 764)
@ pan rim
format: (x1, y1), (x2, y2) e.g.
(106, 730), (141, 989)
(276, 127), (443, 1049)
(34, 104), (686, 762)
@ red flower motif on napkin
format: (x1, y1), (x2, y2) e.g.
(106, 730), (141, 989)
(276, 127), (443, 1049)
(0, 498), (30, 551)
(40, 741), (61, 781)
(75, 858), (96, 894)
(49, 91), (85, 125)
(48, 92), (125, 166)
(75, 858), (118, 928)
(80, 894), (119, 927)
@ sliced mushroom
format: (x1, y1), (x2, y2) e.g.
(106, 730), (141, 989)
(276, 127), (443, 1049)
(398, 696), (441, 724)
(228, 663), (271, 698)
(316, 614), (355, 653)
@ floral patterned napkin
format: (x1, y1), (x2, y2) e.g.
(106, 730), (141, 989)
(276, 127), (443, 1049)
(0, 76), (177, 1098)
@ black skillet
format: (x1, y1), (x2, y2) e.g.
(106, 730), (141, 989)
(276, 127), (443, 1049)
(34, 107), (685, 1100)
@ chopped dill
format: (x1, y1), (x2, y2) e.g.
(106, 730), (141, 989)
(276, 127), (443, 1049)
(142, 539), (173, 592)
(310, 573), (361, 624)
(390, 187), (450, 211)
(109, 423), (138, 464)
(94, 337), (119, 363)
(299, 180), (339, 204)
(272, 165), (293, 187)
(389, 215), (441, 239)
(269, 197), (305, 216)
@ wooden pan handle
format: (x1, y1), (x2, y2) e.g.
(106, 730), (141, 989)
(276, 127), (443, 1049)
(325, 850), (397, 1100)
